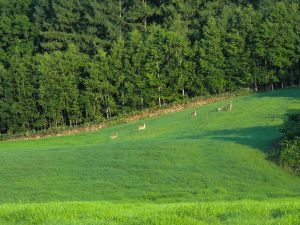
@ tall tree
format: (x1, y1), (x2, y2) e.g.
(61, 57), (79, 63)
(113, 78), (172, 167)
(255, 2), (298, 89)
(196, 17), (225, 94)
(86, 49), (116, 120)
(144, 26), (167, 107)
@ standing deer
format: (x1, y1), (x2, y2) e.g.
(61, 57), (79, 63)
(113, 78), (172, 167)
(111, 133), (118, 139)
(191, 110), (197, 117)
(138, 123), (146, 131)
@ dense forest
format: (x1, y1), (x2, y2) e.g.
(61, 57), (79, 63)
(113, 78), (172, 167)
(0, 0), (299, 134)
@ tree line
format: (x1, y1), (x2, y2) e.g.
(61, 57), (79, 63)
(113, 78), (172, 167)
(0, 0), (299, 134)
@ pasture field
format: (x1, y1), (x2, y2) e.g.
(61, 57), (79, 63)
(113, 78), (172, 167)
(0, 87), (300, 224)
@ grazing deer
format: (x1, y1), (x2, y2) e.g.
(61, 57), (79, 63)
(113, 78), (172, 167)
(138, 123), (146, 131)
(227, 102), (232, 111)
(217, 106), (224, 112)
(111, 133), (118, 139)
(191, 110), (197, 117)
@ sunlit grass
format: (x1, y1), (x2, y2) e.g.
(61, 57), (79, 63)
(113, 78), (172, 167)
(1, 198), (300, 225)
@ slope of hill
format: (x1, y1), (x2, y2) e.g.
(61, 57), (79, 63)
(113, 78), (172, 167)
(0, 88), (299, 224)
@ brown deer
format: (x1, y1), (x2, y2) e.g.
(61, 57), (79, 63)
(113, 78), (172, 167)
(217, 106), (224, 112)
(227, 102), (232, 111)
(111, 133), (118, 139)
(191, 110), (197, 117)
(138, 123), (146, 131)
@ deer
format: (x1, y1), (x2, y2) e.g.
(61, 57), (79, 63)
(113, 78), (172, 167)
(217, 106), (224, 112)
(111, 133), (118, 139)
(227, 102), (232, 111)
(191, 110), (197, 117)
(138, 123), (146, 131)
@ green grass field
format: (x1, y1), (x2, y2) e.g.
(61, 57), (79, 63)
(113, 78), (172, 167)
(0, 88), (300, 224)
(1, 199), (300, 225)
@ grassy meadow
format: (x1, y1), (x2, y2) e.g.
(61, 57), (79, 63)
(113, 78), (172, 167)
(0, 87), (300, 224)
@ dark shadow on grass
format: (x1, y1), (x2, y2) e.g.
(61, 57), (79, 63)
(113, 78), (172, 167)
(176, 125), (281, 154)
(178, 109), (300, 163)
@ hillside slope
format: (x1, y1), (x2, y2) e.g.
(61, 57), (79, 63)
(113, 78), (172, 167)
(0, 88), (300, 204)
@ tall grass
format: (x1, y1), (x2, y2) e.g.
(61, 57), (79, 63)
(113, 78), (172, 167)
(0, 199), (300, 225)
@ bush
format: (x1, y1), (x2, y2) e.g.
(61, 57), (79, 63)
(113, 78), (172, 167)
(280, 112), (300, 140)
(278, 111), (300, 175)
(280, 137), (300, 175)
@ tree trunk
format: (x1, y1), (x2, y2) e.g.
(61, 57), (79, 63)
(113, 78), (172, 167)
(93, 102), (96, 116)
(143, 0), (147, 30)
(141, 97), (144, 109)
(298, 62), (300, 85)
(290, 69), (294, 86)
(158, 95), (161, 108)
(106, 107), (109, 120)
(157, 62), (161, 108)
(119, 0), (122, 33)
(105, 95), (110, 120)
(144, 17), (147, 30)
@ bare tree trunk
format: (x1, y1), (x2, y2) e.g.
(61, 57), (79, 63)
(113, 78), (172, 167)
(158, 87), (161, 108)
(106, 107), (109, 120)
(290, 69), (294, 86)
(298, 62), (300, 85)
(156, 61), (161, 108)
(158, 96), (161, 108)
(254, 75), (258, 92)
(105, 95), (110, 120)
(119, 0), (122, 33)
(141, 97), (144, 109)
(142, 0), (147, 30)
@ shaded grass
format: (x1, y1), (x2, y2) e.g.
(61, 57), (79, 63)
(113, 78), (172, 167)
(0, 88), (299, 204)
(0, 199), (300, 225)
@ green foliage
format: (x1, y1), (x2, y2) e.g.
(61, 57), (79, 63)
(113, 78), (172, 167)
(281, 111), (300, 140)
(0, 0), (299, 134)
(280, 137), (300, 174)
(278, 111), (300, 175)
(197, 17), (225, 94)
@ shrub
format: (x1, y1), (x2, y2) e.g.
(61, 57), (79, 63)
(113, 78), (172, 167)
(280, 112), (300, 140)
(280, 137), (300, 175)
(278, 111), (300, 175)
